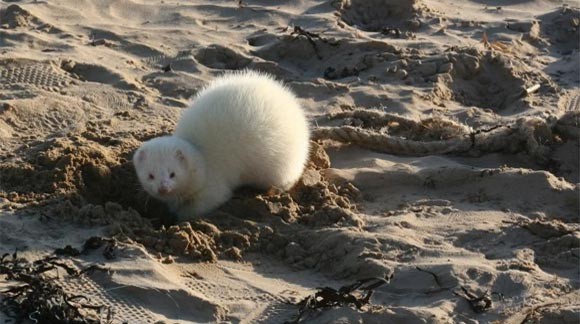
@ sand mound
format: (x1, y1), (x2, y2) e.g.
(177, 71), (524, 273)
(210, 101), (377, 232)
(538, 7), (580, 54)
(0, 4), (64, 34)
(333, 0), (430, 32)
(143, 72), (204, 103)
(556, 109), (580, 140)
(59, 60), (138, 90)
(254, 36), (399, 80)
(0, 5), (35, 29)
(142, 51), (202, 76)
(429, 49), (554, 113)
(194, 44), (252, 70)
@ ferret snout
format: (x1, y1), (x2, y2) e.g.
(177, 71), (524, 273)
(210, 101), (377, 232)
(157, 181), (173, 196)
(158, 186), (169, 195)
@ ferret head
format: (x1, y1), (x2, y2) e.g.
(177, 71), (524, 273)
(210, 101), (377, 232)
(133, 136), (206, 201)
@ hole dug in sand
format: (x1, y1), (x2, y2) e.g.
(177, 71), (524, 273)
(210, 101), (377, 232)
(0, 129), (167, 217)
(431, 50), (538, 113)
(133, 141), (372, 272)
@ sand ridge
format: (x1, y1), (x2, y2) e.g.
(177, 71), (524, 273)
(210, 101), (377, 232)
(0, 0), (579, 323)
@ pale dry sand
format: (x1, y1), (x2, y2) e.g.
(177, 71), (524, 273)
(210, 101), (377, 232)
(0, 0), (579, 323)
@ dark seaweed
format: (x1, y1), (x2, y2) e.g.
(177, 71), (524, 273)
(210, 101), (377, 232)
(289, 26), (325, 60)
(285, 276), (392, 323)
(82, 237), (117, 260)
(454, 286), (504, 314)
(0, 251), (110, 323)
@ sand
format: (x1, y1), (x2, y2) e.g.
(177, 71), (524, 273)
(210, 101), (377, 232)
(0, 0), (579, 323)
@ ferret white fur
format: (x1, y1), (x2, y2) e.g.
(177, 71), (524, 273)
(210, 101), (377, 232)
(133, 70), (310, 218)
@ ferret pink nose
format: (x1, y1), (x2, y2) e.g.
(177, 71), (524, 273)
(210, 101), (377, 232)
(158, 186), (169, 195)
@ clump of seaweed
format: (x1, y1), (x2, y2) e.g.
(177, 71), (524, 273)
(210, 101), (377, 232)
(55, 236), (118, 260)
(0, 251), (109, 323)
(286, 276), (391, 323)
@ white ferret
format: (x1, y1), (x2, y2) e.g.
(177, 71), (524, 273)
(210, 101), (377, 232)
(133, 70), (310, 218)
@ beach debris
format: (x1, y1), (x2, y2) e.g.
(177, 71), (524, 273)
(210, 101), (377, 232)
(481, 32), (512, 53)
(89, 38), (113, 47)
(286, 276), (391, 323)
(323, 66), (359, 80)
(82, 237), (118, 260)
(54, 245), (81, 257)
(161, 255), (174, 264)
(454, 286), (503, 314)
(0, 102), (14, 113)
(55, 236), (118, 260)
(313, 108), (555, 162)
(522, 84), (541, 96)
(161, 64), (172, 72)
(0, 251), (109, 323)
(289, 26), (325, 59)
(381, 26), (402, 38)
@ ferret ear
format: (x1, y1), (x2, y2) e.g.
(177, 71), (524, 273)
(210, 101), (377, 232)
(175, 149), (186, 164)
(135, 149), (146, 163)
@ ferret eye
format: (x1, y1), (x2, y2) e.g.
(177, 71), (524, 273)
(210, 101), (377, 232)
(170, 172), (175, 178)
(148, 174), (154, 180)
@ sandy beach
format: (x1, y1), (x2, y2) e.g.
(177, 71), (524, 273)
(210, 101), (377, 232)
(0, 0), (579, 323)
